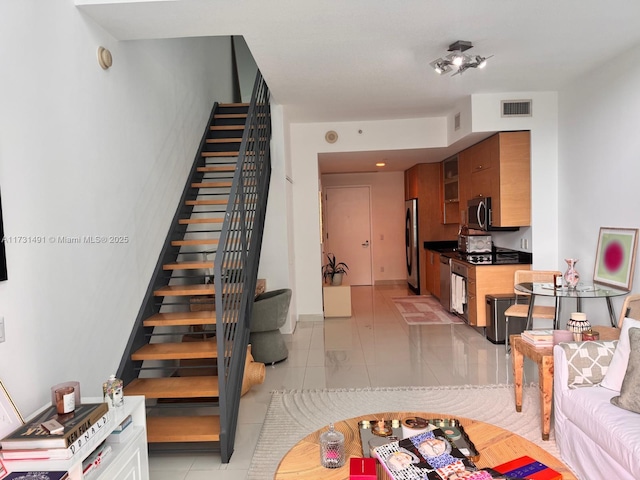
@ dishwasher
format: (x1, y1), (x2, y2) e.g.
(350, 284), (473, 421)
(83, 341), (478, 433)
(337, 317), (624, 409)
(439, 254), (452, 312)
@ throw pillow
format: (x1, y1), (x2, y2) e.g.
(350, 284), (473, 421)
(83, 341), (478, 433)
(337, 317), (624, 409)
(559, 340), (618, 388)
(601, 317), (640, 391)
(611, 327), (640, 413)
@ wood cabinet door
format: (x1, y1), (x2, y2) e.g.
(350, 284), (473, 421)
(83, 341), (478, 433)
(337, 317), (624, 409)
(405, 167), (418, 200)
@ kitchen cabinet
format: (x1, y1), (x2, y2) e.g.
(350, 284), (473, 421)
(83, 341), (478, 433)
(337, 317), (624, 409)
(425, 250), (441, 298)
(405, 167), (419, 200)
(460, 131), (531, 228)
(466, 263), (529, 327)
(441, 155), (460, 225)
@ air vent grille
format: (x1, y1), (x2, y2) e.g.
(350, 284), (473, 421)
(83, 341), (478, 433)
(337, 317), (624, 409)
(454, 113), (461, 131)
(501, 100), (532, 117)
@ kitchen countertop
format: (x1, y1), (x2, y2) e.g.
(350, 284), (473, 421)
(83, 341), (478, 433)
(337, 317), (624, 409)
(424, 241), (532, 265)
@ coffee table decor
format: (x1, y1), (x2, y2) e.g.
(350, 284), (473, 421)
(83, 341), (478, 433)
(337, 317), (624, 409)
(358, 416), (480, 464)
(373, 428), (477, 480)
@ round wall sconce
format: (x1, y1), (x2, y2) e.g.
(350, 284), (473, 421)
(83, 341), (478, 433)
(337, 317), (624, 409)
(97, 47), (113, 70)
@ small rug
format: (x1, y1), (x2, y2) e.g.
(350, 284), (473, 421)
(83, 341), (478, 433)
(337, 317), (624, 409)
(392, 295), (464, 325)
(247, 384), (561, 479)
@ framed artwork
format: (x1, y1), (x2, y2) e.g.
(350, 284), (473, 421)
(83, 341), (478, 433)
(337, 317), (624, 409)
(593, 227), (639, 291)
(0, 380), (23, 440)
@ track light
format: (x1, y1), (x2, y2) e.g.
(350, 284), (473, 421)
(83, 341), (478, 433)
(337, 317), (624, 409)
(430, 40), (492, 76)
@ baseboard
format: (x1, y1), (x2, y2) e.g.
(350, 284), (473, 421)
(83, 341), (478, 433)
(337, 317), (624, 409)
(298, 313), (324, 322)
(374, 279), (406, 285)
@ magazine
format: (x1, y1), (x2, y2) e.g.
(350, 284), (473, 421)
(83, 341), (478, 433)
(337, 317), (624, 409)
(374, 428), (487, 480)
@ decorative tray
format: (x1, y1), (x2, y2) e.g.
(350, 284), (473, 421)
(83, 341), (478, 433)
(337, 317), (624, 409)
(358, 417), (480, 462)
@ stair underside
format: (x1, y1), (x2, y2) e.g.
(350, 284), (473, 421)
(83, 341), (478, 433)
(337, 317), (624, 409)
(143, 310), (215, 327)
(125, 376), (219, 398)
(192, 181), (233, 188)
(185, 199), (228, 206)
(147, 416), (221, 443)
(178, 217), (223, 225)
(132, 341), (217, 360)
(171, 239), (219, 247)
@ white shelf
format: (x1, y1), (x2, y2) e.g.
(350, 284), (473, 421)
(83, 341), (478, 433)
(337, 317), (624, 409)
(3, 396), (149, 480)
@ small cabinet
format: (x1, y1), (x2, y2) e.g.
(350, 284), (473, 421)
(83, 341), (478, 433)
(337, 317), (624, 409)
(460, 131), (531, 228)
(441, 156), (460, 225)
(425, 250), (441, 298)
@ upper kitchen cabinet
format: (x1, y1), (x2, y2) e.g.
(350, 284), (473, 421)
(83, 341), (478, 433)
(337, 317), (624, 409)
(441, 155), (460, 225)
(460, 131), (531, 228)
(405, 166), (419, 200)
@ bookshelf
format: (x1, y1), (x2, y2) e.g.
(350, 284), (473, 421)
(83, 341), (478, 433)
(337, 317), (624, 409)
(3, 396), (149, 480)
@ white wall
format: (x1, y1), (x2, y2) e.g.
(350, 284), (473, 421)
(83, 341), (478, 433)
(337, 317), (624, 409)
(321, 172), (406, 283)
(557, 46), (640, 327)
(0, 1), (233, 416)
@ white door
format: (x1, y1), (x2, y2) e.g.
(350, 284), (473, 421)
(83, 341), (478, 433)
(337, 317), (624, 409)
(324, 186), (373, 285)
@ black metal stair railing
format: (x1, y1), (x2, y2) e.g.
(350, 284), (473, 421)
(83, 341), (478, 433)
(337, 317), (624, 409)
(215, 71), (271, 462)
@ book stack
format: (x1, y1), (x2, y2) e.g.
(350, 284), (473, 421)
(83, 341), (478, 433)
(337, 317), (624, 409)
(105, 414), (133, 444)
(492, 455), (562, 479)
(521, 329), (554, 348)
(0, 403), (111, 462)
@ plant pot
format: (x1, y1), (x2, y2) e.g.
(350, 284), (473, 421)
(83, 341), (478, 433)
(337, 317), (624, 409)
(331, 273), (343, 286)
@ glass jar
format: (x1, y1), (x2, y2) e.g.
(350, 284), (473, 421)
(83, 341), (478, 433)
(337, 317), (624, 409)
(103, 374), (124, 408)
(319, 423), (345, 468)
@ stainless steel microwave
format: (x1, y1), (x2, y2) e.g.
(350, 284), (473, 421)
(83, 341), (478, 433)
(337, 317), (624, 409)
(467, 197), (519, 232)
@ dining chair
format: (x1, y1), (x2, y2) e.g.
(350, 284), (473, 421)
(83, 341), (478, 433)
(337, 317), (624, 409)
(505, 269), (562, 354)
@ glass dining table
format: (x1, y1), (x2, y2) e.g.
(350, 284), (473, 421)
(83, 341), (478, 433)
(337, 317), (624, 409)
(515, 282), (629, 327)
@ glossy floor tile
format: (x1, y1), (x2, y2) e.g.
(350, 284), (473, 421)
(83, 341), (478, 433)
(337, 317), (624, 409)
(148, 284), (539, 479)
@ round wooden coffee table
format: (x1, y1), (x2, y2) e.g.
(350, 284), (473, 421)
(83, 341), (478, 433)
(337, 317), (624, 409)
(275, 411), (576, 479)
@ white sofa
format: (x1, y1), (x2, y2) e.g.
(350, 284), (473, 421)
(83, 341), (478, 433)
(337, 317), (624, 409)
(554, 336), (640, 479)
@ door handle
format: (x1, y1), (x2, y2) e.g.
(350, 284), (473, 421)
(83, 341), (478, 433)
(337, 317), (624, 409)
(362, 240), (370, 247)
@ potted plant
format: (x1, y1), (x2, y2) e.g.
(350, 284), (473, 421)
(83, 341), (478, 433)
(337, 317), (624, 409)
(322, 253), (349, 285)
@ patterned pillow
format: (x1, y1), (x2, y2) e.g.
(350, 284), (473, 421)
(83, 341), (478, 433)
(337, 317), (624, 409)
(559, 340), (618, 388)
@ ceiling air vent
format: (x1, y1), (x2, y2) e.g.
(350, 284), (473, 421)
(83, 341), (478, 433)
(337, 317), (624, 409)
(454, 112), (461, 131)
(501, 100), (532, 117)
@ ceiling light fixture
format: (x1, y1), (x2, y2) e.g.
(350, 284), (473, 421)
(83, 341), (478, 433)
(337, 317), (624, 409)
(376, 162), (386, 167)
(430, 40), (492, 76)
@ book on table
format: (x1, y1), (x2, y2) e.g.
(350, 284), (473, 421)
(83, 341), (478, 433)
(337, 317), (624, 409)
(1, 471), (69, 480)
(0, 402), (109, 451)
(491, 455), (561, 479)
(521, 330), (554, 346)
(373, 428), (483, 479)
(0, 409), (111, 460)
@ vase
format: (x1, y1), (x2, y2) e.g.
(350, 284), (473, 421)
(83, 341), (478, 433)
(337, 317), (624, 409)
(567, 312), (591, 341)
(564, 258), (580, 289)
(331, 273), (343, 286)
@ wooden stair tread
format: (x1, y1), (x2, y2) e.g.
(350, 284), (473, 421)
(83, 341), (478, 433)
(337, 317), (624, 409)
(201, 152), (240, 157)
(124, 377), (219, 398)
(210, 125), (244, 131)
(132, 341), (217, 360)
(163, 261), (213, 270)
(178, 217), (224, 225)
(219, 103), (249, 107)
(191, 181), (233, 188)
(154, 284), (215, 296)
(185, 199), (228, 206)
(171, 239), (219, 246)
(146, 415), (220, 443)
(144, 310), (215, 326)
(196, 166), (236, 172)
(214, 113), (247, 119)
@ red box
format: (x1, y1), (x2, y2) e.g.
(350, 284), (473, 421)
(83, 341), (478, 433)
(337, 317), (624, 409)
(349, 457), (377, 480)
(493, 455), (561, 480)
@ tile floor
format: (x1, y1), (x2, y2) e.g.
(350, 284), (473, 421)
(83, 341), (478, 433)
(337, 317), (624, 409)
(147, 284), (538, 479)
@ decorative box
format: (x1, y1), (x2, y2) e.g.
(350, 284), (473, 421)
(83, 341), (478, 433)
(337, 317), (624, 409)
(492, 455), (561, 480)
(349, 457), (376, 479)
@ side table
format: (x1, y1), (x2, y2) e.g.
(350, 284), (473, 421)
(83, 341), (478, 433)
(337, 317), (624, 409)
(510, 327), (620, 440)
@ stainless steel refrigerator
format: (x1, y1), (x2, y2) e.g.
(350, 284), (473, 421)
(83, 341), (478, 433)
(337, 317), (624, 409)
(405, 199), (419, 293)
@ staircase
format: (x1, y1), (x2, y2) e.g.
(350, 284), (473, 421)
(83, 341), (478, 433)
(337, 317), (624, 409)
(118, 72), (271, 462)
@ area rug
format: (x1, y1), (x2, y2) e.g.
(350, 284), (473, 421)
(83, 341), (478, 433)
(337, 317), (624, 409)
(392, 295), (464, 325)
(246, 384), (560, 479)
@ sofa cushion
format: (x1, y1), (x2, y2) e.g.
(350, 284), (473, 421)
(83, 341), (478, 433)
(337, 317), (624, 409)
(563, 385), (640, 474)
(601, 317), (640, 391)
(611, 327), (640, 413)
(559, 340), (618, 388)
